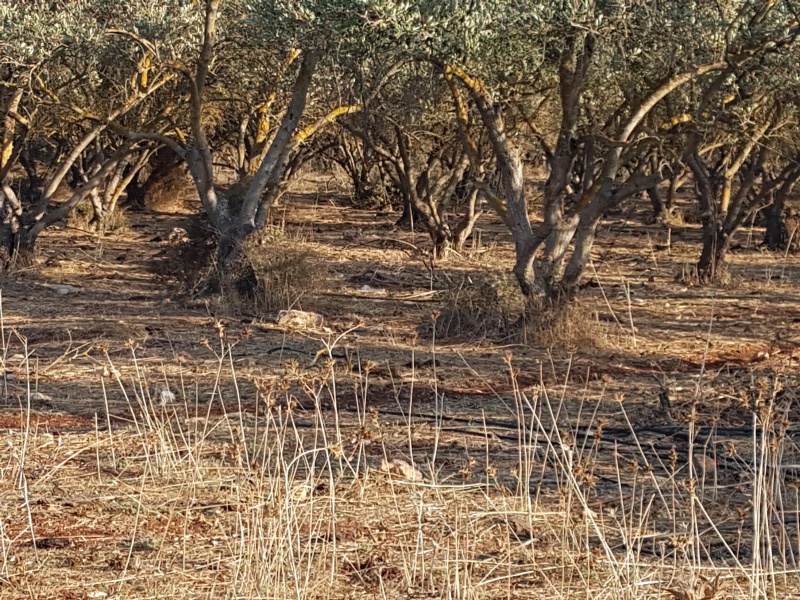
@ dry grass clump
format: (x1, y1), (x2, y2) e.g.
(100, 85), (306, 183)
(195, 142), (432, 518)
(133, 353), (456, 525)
(675, 262), (734, 287)
(224, 228), (325, 312)
(658, 206), (685, 226)
(100, 205), (129, 232)
(143, 162), (196, 214)
(430, 273), (612, 350)
(151, 220), (323, 313)
(65, 199), (96, 230)
(150, 215), (216, 294)
(432, 271), (526, 339)
(522, 296), (609, 349)
(66, 199), (129, 233)
(223, 228), (322, 313)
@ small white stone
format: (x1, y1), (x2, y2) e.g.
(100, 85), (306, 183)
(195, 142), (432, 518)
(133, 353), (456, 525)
(159, 388), (176, 405)
(44, 283), (80, 295)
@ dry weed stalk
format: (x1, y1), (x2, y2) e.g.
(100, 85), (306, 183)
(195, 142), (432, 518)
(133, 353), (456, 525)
(0, 305), (798, 598)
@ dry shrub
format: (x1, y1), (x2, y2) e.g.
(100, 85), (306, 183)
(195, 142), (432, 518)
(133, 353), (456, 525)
(65, 199), (93, 230)
(432, 271), (526, 339)
(66, 199), (129, 233)
(150, 216), (216, 294)
(228, 228), (321, 313)
(521, 296), (607, 349)
(100, 205), (129, 232)
(143, 163), (197, 213)
(658, 206), (685, 226)
(675, 262), (733, 287)
(151, 219), (321, 313)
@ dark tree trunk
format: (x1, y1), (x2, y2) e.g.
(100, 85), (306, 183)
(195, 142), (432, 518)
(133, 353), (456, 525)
(395, 197), (423, 228)
(214, 219), (255, 268)
(646, 186), (663, 221)
(762, 202), (786, 250)
(0, 218), (36, 267)
(697, 227), (732, 283)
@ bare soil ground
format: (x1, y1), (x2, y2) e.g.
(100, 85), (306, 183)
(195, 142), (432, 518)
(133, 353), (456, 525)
(1, 179), (800, 599)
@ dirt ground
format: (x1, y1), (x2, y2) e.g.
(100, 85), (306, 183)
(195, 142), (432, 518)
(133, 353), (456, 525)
(1, 180), (800, 599)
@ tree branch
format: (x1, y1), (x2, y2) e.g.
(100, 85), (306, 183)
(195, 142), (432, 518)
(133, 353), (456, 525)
(240, 49), (320, 225)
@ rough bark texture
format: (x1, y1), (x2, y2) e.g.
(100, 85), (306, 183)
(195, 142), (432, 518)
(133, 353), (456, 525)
(435, 35), (726, 301)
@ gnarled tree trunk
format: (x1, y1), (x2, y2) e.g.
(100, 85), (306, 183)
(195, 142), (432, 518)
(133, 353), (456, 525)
(437, 34), (725, 307)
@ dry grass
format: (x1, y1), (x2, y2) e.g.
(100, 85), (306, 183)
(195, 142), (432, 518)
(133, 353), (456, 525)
(521, 297), (611, 350)
(227, 227), (324, 314)
(66, 200), (129, 234)
(432, 271), (526, 340)
(2, 303), (799, 599)
(3, 179), (800, 599)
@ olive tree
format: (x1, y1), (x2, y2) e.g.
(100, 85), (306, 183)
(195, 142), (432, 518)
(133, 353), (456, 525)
(0, 0), (195, 261)
(416, 1), (799, 303)
(332, 1), (552, 256)
(672, 3), (800, 280)
(124, 0), (367, 265)
(340, 61), (485, 256)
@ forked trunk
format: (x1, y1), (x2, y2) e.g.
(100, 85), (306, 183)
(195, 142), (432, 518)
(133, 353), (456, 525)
(433, 233), (451, 260)
(536, 223), (578, 298)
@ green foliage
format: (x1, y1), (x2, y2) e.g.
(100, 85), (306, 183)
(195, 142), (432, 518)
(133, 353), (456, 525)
(3, 0), (800, 293)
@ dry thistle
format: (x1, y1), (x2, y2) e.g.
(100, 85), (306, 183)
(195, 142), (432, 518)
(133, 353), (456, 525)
(594, 417), (608, 441)
(725, 440), (737, 457)
(736, 506), (749, 521)
(327, 443), (343, 459)
(459, 456), (477, 480)
(669, 534), (692, 551)
(213, 319), (225, 339)
(668, 446), (678, 469)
